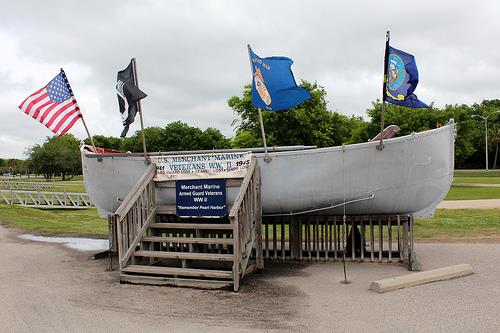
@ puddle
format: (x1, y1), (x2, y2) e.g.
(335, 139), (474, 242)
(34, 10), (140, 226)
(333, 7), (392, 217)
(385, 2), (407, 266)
(18, 234), (109, 252)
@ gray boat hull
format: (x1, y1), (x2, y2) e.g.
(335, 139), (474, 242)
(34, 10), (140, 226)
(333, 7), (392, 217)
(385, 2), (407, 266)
(82, 121), (455, 219)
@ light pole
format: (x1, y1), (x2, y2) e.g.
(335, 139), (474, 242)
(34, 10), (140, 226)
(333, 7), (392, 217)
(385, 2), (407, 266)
(472, 111), (500, 172)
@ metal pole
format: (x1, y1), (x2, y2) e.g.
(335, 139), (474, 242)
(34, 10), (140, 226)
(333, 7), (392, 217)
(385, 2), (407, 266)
(247, 45), (271, 162)
(340, 144), (350, 284)
(258, 108), (270, 161)
(378, 31), (390, 151)
(485, 118), (488, 172)
(131, 58), (150, 164)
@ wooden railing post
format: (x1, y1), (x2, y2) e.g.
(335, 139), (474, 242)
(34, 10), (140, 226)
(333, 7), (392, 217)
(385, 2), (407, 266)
(232, 215), (240, 292)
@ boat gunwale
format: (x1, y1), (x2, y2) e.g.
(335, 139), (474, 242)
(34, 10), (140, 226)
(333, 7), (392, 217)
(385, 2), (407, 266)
(82, 120), (455, 159)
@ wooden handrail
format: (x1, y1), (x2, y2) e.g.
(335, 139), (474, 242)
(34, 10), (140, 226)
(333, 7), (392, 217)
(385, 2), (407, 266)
(229, 159), (256, 218)
(115, 163), (156, 219)
(114, 163), (157, 269)
(228, 158), (262, 291)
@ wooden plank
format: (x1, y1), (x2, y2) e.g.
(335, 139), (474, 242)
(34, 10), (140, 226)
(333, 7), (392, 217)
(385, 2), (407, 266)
(120, 274), (232, 289)
(324, 218), (329, 260)
(122, 265), (233, 279)
(281, 218), (286, 260)
(333, 217), (337, 260)
(298, 218), (303, 260)
(290, 216), (298, 259)
(370, 264), (473, 293)
(351, 219), (355, 260)
(273, 221), (278, 259)
(232, 215), (240, 292)
(314, 217), (318, 260)
(360, 219), (365, 261)
(397, 215), (402, 259)
(378, 217), (383, 262)
(388, 216), (392, 262)
(150, 223), (233, 230)
(134, 250), (234, 262)
(370, 217), (374, 262)
(142, 236), (234, 245)
(265, 222), (269, 259)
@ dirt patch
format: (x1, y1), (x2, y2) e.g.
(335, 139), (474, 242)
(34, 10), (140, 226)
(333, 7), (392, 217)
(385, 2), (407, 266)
(1, 226), (309, 332)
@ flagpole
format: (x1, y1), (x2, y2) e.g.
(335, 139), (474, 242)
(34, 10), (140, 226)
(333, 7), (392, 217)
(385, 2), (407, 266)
(257, 108), (270, 161)
(80, 116), (97, 153)
(378, 31), (390, 151)
(130, 58), (150, 164)
(247, 44), (271, 162)
(60, 68), (97, 153)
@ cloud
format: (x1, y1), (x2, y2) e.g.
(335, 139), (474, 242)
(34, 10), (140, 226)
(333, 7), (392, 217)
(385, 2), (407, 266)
(1, 0), (500, 157)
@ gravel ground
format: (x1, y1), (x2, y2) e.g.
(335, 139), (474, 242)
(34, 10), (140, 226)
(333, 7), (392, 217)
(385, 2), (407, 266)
(1, 225), (498, 332)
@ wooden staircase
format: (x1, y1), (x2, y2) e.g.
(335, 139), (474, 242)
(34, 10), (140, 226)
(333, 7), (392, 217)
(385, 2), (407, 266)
(110, 160), (263, 291)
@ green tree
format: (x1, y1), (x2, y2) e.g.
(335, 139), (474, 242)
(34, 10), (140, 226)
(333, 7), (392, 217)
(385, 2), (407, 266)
(160, 121), (230, 151)
(0, 158), (26, 176)
(26, 134), (81, 180)
(228, 81), (356, 148)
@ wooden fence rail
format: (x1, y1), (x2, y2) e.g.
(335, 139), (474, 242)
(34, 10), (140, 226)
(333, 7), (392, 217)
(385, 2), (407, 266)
(261, 214), (417, 268)
(0, 189), (93, 209)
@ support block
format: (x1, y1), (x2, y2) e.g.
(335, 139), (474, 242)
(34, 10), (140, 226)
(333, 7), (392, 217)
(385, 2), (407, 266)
(370, 264), (473, 293)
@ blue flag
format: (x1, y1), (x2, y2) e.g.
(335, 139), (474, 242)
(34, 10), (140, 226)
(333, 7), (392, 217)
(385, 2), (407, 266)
(385, 46), (428, 108)
(248, 47), (311, 111)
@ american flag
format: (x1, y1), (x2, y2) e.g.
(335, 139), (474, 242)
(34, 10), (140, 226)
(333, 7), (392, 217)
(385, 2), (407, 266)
(18, 71), (82, 136)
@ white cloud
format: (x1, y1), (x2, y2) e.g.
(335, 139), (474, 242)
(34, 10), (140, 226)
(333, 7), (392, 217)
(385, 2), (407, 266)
(1, 0), (500, 158)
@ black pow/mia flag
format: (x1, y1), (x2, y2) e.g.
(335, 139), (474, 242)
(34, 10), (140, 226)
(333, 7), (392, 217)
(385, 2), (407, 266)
(116, 60), (147, 137)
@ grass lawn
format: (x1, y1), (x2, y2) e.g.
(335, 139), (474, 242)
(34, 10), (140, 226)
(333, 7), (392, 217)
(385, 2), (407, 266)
(0, 205), (107, 238)
(444, 186), (500, 200)
(0, 204), (498, 242)
(452, 177), (500, 184)
(454, 170), (500, 178)
(416, 209), (500, 240)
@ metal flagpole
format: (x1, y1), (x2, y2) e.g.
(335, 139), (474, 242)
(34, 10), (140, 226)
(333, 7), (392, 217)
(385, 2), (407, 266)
(257, 108), (270, 161)
(378, 31), (390, 151)
(247, 45), (271, 162)
(60, 68), (97, 153)
(340, 144), (350, 284)
(131, 58), (150, 164)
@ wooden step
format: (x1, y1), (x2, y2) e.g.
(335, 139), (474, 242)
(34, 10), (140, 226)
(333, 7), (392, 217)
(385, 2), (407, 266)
(122, 265), (233, 279)
(142, 236), (234, 245)
(150, 222), (233, 230)
(120, 273), (232, 289)
(134, 250), (234, 262)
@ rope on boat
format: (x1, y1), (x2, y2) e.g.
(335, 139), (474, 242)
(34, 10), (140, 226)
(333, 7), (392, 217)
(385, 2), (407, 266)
(261, 193), (374, 217)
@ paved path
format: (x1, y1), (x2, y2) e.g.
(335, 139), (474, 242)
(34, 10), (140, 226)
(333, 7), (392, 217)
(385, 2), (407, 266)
(1, 225), (499, 332)
(453, 183), (500, 187)
(437, 199), (500, 209)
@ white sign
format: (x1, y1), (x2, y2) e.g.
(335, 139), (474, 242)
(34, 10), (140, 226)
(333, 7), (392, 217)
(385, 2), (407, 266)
(152, 152), (252, 181)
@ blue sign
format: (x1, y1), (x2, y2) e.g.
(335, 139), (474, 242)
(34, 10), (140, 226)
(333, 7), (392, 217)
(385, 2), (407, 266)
(176, 179), (227, 217)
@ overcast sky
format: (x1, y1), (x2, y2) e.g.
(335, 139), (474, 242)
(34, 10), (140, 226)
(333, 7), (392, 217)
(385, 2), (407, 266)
(1, 0), (499, 158)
